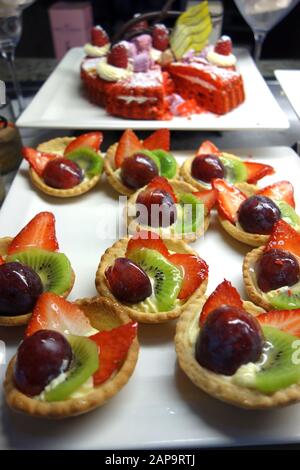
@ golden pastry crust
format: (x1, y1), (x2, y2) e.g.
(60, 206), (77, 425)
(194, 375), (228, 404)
(28, 137), (102, 198)
(4, 296), (139, 419)
(243, 245), (273, 310)
(95, 237), (208, 323)
(175, 297), (300, 409)
(126, 179), (210, 242)
(0, 237), (75, 327)
(180, 153), (257, 196)
(104, 142), (180, 196)
(218, 217), (269, 247)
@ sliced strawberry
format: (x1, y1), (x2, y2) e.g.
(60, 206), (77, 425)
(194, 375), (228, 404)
(196, 140), (220, 156)
(143, 129), (170, 152)
(25, 292), (93, 338)
(258, 181), (295, 208)
(107, 42), (129, 68)
(0, 256), (4, 265)
(265, 219), (300, 258)
(257, 309), (300, 338)
(64, 132), (103, 155)
(146, 176), (177, 202)
(214, 35), (232, 56)
(115, 129), (143, 168)
(90, 321), (137, 386)
(200, 279), (243, 326)
(192, 189), (217, 213)
(168, 253), (208, 300)
(22, 147), (58, 177)
(244, 161), (274, 184)
(152, 24), (169, 51)
(126, 230), (169, 258)
(8, 212), (59, 255)
(91, 26), (109, 47)
(212, 178), (247, 223)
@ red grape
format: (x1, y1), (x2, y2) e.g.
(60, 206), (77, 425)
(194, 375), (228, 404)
(136, 188), (177, 227)
(0, 262), (43, 316)
(257, 248), (300, 293)
(121, 153), (159, 189)
(238, 195), (280, 234)
(14, 330), (73, 396)
(105, 257), (152, 303)
(43, 158), (83, 189)
(191, 154), (225, 183)
(196, 305), (263, 375)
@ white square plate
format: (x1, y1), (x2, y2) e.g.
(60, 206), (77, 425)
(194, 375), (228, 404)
(0, 147), (300, 449)
(275, 70), (300, 120)
(17, 48), (289, 130)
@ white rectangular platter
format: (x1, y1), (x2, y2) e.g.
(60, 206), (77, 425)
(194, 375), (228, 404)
(0, 146), (299, 450)
(275, 70), (300, 120)
(17, 48), (289, 131)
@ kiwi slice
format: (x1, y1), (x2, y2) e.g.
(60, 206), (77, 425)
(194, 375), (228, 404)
(44, 335), (99, 402)
(276, 200), (300, 231)
(234, 326), (300, 394)
(138, 150), (161, 174)
(66, 146), (104, 177)
(7, 248), (73, 295)
(128, 248), (183, 312)
(219, 154), (248, 183)
(151, 149), (177, 178)
(174, 193), (205, 235)
(266, 285), (300, 310)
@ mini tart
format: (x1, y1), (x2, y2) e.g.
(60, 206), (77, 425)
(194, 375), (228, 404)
(29, 137), (102, 198)
(104, 142), (180, 196)
(126, 180), (210, 242)
(218, 217), (269, 247)
(96, 238), (208, 323)
(4, 296), (139, 419)
(180, 153), (257, 197)
(0, 237), (75, 327)
(175, 298), (300, 409)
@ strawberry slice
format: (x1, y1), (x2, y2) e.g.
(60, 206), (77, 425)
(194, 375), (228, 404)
(90, 321), (137, 386)
(25, 292), (93, 338)
(107, 42), (129, 69)
(168, 253), (208, 300)
(257, 309), (300, 338)
(146, 176), (177, 202)
(0, 256), (4, 265)
(214, 36), (232, 56)
(200, 280), (243, 326)
(265, 219), (300, 258)
(115, 129), (143, 168)
(64, 132), (103, 155)
(22, 147), (58, 177)
(244, 161), (274, 184)
(8, 212), (59, 255)
(91, 26), (109, 47)
(143, 129), (170, 152)
(152, 24), (169, 51)
(126, 230), (169, 258)
(196, 140), (220, 156)
(192, 189), (217, 213)
(258, 181), (295, 208)
(212, 178), (247, 223)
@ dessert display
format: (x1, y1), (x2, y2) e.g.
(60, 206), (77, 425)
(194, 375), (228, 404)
(175, 279), (300, 409)
(0, 212), (74, 326)
(96, 230), (208, 323)
(213, 179), (298, 246)
(243, 219), (300, 311)
(22, 132), (104, 198)
(80, 2), (246, 120)
(104, 128), (179, 195)
(4, 293), (139, 418)
(126, 175), (216, 241)
(180, 140), (274, 193)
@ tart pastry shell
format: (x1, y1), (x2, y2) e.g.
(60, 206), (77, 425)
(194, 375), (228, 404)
(95, 237), (208, 323)
(4, 296), (139, 418)
(218, 217), (269, 247)
(243, 245), (273, 310)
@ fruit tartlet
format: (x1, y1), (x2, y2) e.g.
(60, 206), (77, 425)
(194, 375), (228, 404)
(0, 212), (74, 327)
(175, 279), (300, 409)
(4, 293), (139, 418)
(243, 219), (300, 311)
(104, 128), (179, 196)
(126, 176), (216, 242)
(180, 140), (274, 195)
(23, 132), (104, 198)
(213, 179), (298, 247)
(96, 231), (208, 323)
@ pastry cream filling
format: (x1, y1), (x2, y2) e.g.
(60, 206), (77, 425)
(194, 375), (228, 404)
(117, 95), (158, 104)
(174, 73), (217, 91)
(84, 43), (110, 57)
(97, 59), (133, 82)
(206, 50), (236, 68)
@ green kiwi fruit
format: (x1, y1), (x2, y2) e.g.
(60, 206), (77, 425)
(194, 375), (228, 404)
(266, 286), (300, 310)
(174, 192), (205, 235)
(137, 150), (161, 174)
(234, 326), (300, 394)
(276, 200), (300, 231)
(151, 149), (177, 178)
(66, 146), (103, 177)
(128, 248), (183, 312)
(44, 335), (99, 402)
(219, 155), (248, 183)
(7, 248), (73, 295)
